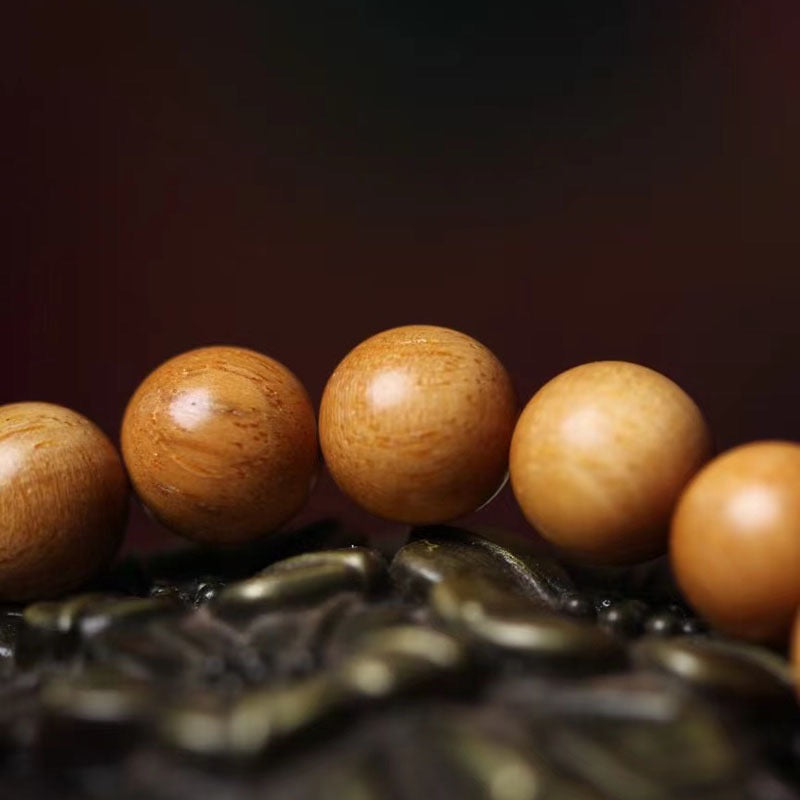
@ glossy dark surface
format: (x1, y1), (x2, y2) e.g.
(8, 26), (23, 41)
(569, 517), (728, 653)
(2, 520), (797, 799)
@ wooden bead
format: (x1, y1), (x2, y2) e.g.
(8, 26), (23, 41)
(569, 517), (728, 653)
(0, 402), (128, 601)
(671, 441), (800, 643)
(509, 361), (712, 565)
(319, 325), (517, 524)
(121, 346), (318, 544)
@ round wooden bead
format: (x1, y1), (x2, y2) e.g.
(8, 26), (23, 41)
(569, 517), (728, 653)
(671, 441), (800, 643)
(509, 361), (712, 565)
(0, 402), (128, 601)
(121, 346), (318, 544)
(318, 325), (517, 524)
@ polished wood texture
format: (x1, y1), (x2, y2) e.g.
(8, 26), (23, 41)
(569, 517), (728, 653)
(510, 361), (712, 565)
(0, 402), (128, 601)
(319, 325), (517, 524)
(121, 346), (317, 544)
(671, 441), (800, 643)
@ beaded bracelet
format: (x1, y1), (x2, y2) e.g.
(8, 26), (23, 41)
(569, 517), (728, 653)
(1, 324), (799, 675)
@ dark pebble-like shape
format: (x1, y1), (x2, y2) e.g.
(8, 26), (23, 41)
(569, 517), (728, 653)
(77, 597), (184, 638)
(335, 626), (470, 700)
(431, 575), (626, 673)
(537, 706), (742, 798)
(597, 600), (648, 637)
(23, 594), (115, 635)
(18, 594), (161, 666)
(392, 525), (575, 608)
(633, 637), (794, 707)
(160, 676), (347, 759)
(86, 622), (201, 684)
(161, 625), (468, 760)
(215, 548), (386, 615)
(324, 603), (418, 662)
(0, 512), (794, 799)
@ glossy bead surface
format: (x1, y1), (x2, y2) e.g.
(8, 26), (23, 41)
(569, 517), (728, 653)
(671, 441), (800, 643)
(121, 346), (317, 544)
(0, 402), (128, 601)
(319, 325), (517, 524)
(510, 361), (712, 565)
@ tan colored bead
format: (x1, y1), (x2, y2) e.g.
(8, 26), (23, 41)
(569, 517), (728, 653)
(121, 346), (317, 544)
(671, 441), (800, 643)
(0, 402), (128, 601)
(510, 361), (712, 565)
(319, 325), (517, 524)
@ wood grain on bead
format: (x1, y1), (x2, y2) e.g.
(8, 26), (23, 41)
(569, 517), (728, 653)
(671, 441), (800, 643)
(121, 346), (318, 545)
(318, 325), (517, 524)
(510, 361), (712, 565)
(0, 402), (128, 601)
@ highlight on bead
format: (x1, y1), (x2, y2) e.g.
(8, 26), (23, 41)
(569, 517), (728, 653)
(121, 345), (318, 545)
(0, 402), (129, 601)
(319, 324), (518, 525)
(671, 441), (800, 644)
(509, 360), (712, 565)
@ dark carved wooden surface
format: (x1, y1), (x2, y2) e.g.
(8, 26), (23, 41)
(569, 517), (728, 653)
(0, 520), (797, 799)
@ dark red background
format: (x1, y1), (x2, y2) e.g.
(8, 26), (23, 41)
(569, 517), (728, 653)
(3, 1), (799, 548)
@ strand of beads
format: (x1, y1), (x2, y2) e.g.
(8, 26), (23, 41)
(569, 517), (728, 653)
(2, 326), (799, 682)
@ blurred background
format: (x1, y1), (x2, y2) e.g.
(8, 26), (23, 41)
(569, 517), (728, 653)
(2, 1), (799, 548)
